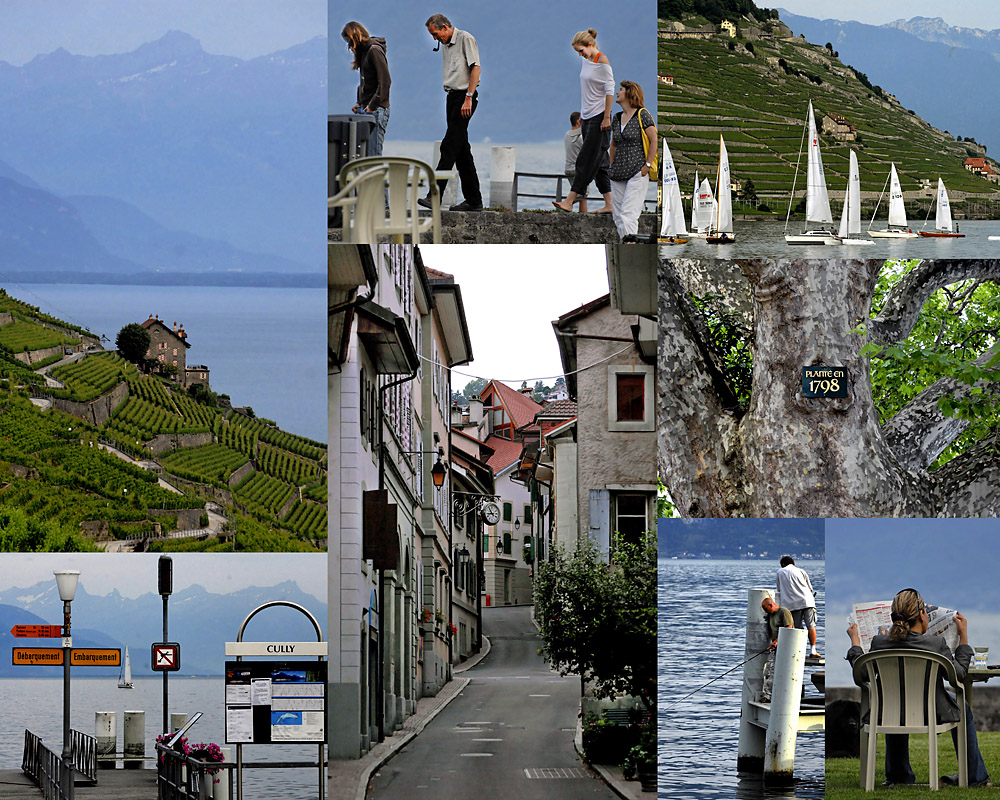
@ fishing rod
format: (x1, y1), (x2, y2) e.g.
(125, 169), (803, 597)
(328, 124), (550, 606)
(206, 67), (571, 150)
(664, 648), (771, 712)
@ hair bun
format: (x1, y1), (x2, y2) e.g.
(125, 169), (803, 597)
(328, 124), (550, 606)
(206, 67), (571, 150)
(588, 28), (598, 38)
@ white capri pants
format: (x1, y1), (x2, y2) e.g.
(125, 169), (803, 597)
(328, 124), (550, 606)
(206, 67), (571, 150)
(611, 171), (647, 239)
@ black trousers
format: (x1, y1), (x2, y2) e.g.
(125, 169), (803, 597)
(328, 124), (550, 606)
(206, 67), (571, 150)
(436, 89), (482, 206)
(570, 113), (611, 196)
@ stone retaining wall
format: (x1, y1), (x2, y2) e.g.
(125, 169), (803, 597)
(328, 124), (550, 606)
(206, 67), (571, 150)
(14, 345), (64, 365)
(51, 381), (129, 427)
(228, 461), (255, 488)
(150, 507), (205, 530)
(438, 209), (656, 244)
(160, 471), (234, 506)
(147, 431), (214, 455)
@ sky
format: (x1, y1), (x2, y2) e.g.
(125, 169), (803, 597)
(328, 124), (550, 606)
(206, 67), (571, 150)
(776, 2), (1000, 29)
(826, 518), (1000, 685)
(0, 0), (324, 65)
(0, 553), (326, 603)
(419, 244), (612, 392)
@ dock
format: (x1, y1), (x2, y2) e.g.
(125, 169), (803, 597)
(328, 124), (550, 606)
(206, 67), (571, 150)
(0, 768), (157, 799)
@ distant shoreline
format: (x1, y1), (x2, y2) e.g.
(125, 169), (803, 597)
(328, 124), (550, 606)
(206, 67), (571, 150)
(0, 272), (324, 289)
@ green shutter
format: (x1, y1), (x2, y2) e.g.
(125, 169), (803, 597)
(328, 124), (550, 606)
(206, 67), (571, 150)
(503, 502), (512, 522)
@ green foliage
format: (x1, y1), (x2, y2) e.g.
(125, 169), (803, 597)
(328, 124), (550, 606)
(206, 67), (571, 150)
(0, 504), (97, 551)
(0, 319), (78, 354)
(581, 714), (642, 765)
(535, 533), (657, 711)
(658, 0), (771, 24)
(116, 323), (151, 365)
(692, 292), (753, 412)
(188, 383), (218, 407)
(51, 353), (134, 402)
(866, 260), (1000, 468)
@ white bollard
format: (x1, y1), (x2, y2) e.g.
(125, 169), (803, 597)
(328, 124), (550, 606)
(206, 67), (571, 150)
(764, 626), (807, 785)
(490, 146), (516, 210)
(123, 710), (144, 769)
(432, 141), (459, 208)
(737, 588), (772, 773)
(95, 711), (117, 769)
(213, 746), (234, 800)
(171, 712), (188, 733)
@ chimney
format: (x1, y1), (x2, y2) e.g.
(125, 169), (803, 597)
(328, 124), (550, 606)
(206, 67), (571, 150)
(450, 403), (464, 427)
(173, 321), (178, 332)
(468, 394), (483, 424)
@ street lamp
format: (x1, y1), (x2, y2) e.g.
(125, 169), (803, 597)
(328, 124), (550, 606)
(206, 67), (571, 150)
(54, 569), (79, 800)
(430, 458), (447, 488)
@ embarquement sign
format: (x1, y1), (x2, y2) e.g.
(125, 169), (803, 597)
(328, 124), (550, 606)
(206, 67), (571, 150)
(12, 648), (121, 666)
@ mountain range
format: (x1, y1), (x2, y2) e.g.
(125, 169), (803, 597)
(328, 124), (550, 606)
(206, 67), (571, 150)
(0, 579), (326, 677)
(0, 31), (325, 276)
(777, 11), (1000, 155)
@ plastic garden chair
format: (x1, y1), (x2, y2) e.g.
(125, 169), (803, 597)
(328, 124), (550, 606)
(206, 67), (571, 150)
(328, 164), (390, 244)
(339, 156), (441, 244)
(852, 648), (967, 790)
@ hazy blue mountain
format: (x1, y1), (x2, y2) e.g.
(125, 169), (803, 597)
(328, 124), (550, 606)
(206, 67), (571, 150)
(0, 176), (141, 273)
(777, 10), (1000, 155)
(0, 580), (326, 677)
(329, 1), (656, 142)
(885, 16), (1000, 56)
(0, 32), (325, 269)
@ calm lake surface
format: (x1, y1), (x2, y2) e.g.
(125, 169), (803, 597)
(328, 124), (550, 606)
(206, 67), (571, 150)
(385, 139), (658, 210)
(663, 219), (1000, 258)
(659, 559), (825, 799)
(9, 284), (325, 443)
(0, 677), (321, 799)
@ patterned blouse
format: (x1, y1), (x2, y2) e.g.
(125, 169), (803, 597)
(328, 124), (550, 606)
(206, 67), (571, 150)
(608, 107), (655, 182)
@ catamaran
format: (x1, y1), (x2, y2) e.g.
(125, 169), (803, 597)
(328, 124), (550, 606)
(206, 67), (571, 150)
(659, 139), (689, 244)
(868, 163), (917, 238)
(118, 645), (133, 689)
(785, 101), (840, 245)
(837, 150), (873, 245)
(919, 178), (965, 237)
(707, 135), (735, 244)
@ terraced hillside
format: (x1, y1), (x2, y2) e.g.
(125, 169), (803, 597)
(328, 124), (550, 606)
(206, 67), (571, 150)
(0, 294), (327, 553)
(658, 17), (1000, 217)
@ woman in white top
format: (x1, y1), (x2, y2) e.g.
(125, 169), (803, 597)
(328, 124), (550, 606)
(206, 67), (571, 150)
(553, 29), (613, 214)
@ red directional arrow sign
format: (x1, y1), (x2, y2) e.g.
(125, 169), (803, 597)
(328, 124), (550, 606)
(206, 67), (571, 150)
(10, 625), (63, 638)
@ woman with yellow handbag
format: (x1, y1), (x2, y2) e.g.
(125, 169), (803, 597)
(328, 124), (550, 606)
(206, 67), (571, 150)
(608, 80), (657, 240)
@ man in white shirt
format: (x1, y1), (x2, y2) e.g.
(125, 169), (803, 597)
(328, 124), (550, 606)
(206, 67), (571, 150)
(776, 556), (820, 657)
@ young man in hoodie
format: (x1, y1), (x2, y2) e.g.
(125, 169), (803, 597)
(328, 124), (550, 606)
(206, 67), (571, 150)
(342, 21), (391, 156)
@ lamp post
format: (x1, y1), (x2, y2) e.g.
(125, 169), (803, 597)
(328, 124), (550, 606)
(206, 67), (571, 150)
(54, 569), (79, 800)
(158, 556), (173, 736)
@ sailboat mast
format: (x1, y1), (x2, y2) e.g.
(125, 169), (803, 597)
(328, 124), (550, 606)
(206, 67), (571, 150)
(715, 134), (723, 233)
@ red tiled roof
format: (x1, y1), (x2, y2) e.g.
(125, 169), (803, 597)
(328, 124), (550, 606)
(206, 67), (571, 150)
(487, 380), (544, 430)
(484, 435), (523, 473)
(966, 158), (987, 167)
(537, 399), (578, 418)
(424, 267), (454, 280)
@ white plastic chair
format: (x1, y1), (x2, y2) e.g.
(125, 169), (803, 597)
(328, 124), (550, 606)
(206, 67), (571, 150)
(852, 648), (968, 790)
(339, 156), (441, 244)
(329, 164), (391, 244)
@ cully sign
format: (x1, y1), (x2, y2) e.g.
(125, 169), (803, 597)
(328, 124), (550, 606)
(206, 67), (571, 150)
(802, 366), (848, 398)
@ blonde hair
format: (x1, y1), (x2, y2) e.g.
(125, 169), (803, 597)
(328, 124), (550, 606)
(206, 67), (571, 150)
(571, 29), (597, 49)
(889, 589), (924, 641)
(620, 80), (644, 109)
(341, 21), (371, 70)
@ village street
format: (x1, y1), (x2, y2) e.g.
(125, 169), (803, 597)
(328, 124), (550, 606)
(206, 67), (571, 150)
(369, 606), (616, 800)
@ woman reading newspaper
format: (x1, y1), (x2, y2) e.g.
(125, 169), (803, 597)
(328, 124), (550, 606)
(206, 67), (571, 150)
(846, 588), (991, 786)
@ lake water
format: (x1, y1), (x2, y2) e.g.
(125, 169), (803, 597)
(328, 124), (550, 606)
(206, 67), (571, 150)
(384, 139), (658, 210)
(664, 219), (1000, 258)
(659, 559), (825, 799)
(7, 284), (326, 443)
(0, 677), (321, 799)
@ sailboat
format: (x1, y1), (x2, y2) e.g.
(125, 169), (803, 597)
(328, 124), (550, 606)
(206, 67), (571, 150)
(659, 139), (689, 244)
(868, 163), (917, 238)
(118, 645), (133, 689)
(688, 174), (715, 238)
(785, 101), (839, 245)
(919, 178), (965, 237)
(707, 135), (735, 244)
(836, 150), (873, 245)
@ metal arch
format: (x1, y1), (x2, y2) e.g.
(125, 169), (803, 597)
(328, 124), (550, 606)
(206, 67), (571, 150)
(235, 601), (324, 645)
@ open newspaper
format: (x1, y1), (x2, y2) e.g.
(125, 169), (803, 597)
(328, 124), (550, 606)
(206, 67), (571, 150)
(849, 600), (959, 652)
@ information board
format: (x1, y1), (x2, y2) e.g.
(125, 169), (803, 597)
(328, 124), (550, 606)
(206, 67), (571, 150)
(224, 661), (326, 744)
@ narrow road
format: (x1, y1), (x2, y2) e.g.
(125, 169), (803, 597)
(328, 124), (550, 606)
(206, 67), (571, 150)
(370, 606), (614, 800)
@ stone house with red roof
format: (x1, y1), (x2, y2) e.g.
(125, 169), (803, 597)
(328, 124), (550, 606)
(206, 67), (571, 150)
(140, 314), (210, 389)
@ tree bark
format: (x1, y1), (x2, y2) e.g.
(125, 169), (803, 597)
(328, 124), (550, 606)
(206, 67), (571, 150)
(657, 255), (999, 518)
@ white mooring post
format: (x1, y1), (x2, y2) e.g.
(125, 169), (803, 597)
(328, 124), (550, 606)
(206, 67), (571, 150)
(95, 711), (116, 769)
(123, 710), (144, 769)
(490, 146), (516, 210)
(764, 626), (807, 786)
(170, 713), (188, 734)
(432, 141), (459, 208)
(737, 588), (771, 773)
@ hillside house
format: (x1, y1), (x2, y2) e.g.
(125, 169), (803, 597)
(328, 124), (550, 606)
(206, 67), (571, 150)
(659, 75), (674, 86)
(965, 157), (1000, 184)
(821, 113), (857, 142)
(720, 20), (736, 37)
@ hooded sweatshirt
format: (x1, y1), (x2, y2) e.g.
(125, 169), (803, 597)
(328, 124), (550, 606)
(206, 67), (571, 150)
(357, 37), (390, 110)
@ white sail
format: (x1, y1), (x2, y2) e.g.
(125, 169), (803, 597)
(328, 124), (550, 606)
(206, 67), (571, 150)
(118, 645), (133, 688)
(805, 100), (833, 224)
(696, 178), (715, 233)
(715, 135), (733, 234)
(840, 150), (861, 236)
(660, 139), (688, 237)
(888, 164), (907, 228)
(690, 169), (700, 232)
(935, 178), (953, 231)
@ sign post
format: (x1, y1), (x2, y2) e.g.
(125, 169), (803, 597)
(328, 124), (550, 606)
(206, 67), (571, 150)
(159, 555), (173, 736)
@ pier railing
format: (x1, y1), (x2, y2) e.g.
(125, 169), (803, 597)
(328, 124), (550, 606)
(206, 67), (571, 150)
(156, 743), (235, 800)
(511, 171), (657, 213)
(23, 728), (98, 793)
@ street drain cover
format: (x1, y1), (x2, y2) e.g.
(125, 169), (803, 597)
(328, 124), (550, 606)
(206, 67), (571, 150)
(523, 768), (588, 779)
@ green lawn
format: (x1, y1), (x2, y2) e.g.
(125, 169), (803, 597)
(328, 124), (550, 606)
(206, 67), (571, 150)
(826, 732), (1000, 797)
